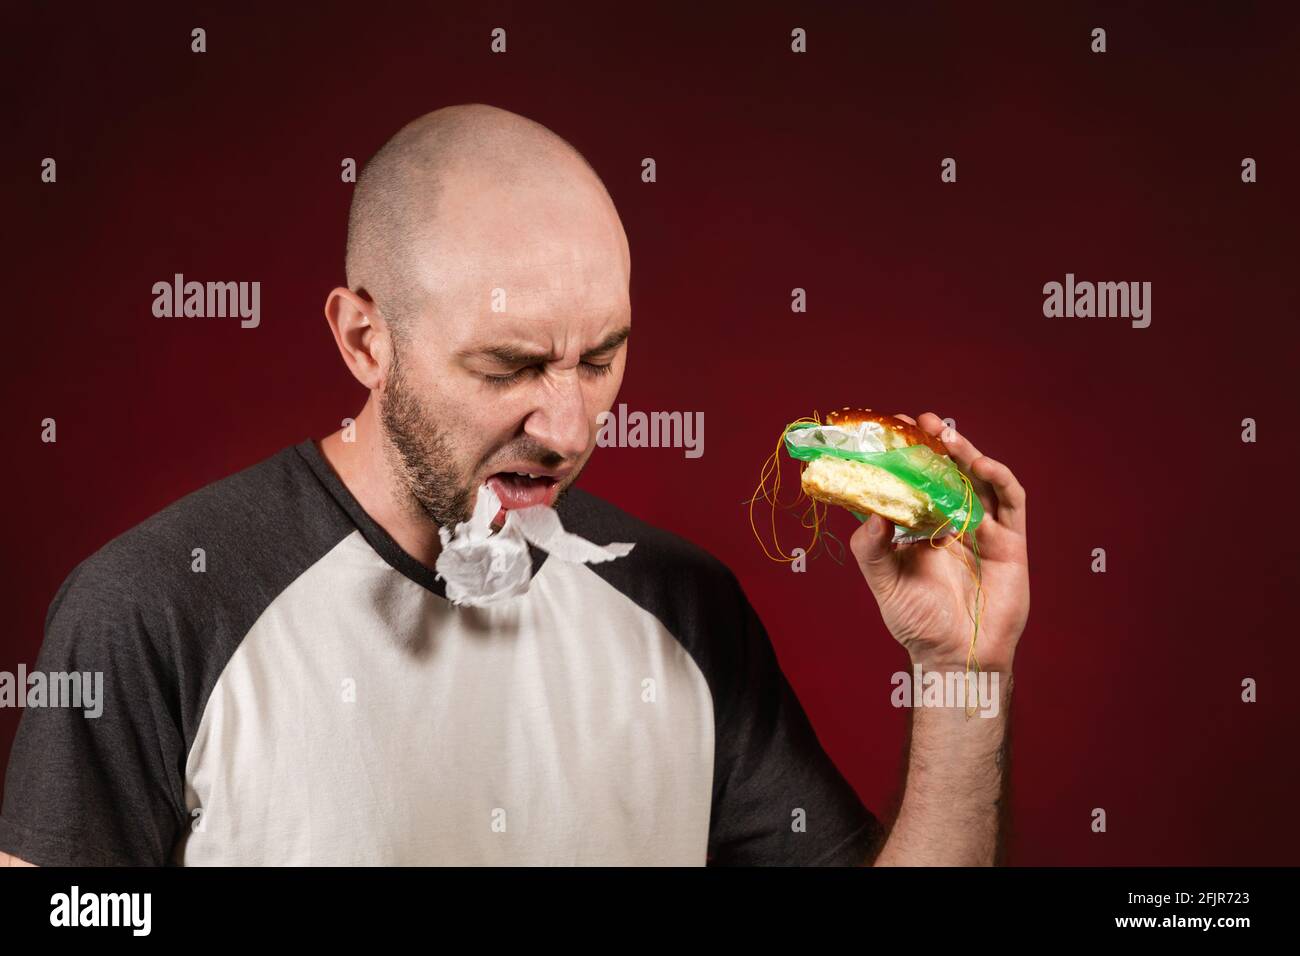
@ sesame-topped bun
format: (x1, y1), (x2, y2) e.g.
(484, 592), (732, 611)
(824, 408), (947, 455)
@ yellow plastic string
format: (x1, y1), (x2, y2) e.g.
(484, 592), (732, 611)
(746, 413), (838, 564)
(924, 468), (987, 719)
(747, 415), (989, 719)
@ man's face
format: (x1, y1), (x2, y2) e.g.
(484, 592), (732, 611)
(377, 163), (631, 531)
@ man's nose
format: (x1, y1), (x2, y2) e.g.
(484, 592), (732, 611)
(523, 371), (591, 461)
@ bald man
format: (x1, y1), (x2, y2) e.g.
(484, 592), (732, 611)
(1, 104), (1029, 867)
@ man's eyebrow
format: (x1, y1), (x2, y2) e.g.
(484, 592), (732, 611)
(456, 325), (631, 364)
(582, 325), (631, 357)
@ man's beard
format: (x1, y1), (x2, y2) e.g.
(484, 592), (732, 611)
(378, 344), (583, 531)
(379, 345), (475, 529)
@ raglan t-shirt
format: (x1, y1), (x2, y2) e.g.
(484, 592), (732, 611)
(0, 440), (882, 866)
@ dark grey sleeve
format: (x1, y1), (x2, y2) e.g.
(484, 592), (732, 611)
(706, 577), (884, 866)
(0, 563), (188, 866)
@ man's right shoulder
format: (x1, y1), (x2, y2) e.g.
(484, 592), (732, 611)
(46, 441), (353, 639)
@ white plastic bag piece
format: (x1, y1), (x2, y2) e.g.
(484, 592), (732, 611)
(507, 506), (635, 565)
(784, 421), (889, 455)
(434, 483), (534, 607)
(434, 483), (635, 607)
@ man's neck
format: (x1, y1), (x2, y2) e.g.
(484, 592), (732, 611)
(317, 398), (444, 567)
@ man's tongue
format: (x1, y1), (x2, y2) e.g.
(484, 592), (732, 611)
(487, 473), (554, 514)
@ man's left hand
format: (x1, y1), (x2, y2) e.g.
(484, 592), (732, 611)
(849, 412), (1029, 672)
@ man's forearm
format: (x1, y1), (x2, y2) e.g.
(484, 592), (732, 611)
(869, 667), (1013, 866)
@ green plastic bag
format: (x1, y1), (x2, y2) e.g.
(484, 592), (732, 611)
(783, 422), (984, 536)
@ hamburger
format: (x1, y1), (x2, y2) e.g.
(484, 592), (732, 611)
(787, 408), (983, 536)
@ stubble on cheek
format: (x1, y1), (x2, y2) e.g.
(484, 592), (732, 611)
(378, 354), (478, 529)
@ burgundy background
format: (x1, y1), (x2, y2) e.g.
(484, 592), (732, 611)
(4, 1), (1298, 865)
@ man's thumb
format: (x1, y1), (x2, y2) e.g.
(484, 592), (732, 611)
(850, 513), (898, 597)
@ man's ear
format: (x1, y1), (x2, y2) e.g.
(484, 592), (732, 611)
(324, 287), (389, 390)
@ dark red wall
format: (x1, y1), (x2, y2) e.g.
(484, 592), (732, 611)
(4, 1), (1298, 864)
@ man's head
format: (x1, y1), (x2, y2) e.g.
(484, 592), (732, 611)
(328, 104), (631, 530)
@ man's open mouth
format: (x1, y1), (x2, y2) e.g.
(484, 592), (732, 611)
(487, 472), (559, 511)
